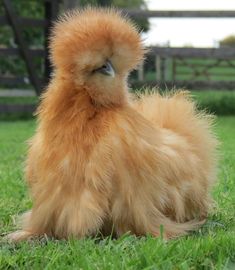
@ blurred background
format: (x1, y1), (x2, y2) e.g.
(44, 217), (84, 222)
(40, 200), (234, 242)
(0, 0), (235, 119)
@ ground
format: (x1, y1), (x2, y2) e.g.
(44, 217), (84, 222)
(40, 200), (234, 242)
(0, 117), (235, 269)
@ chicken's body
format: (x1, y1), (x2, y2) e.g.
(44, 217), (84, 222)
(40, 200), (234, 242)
(7, 8), (217, 241)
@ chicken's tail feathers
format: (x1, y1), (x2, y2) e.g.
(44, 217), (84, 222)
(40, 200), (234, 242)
(152, 217), (206, 239)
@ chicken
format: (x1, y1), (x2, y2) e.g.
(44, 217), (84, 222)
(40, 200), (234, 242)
(6, 8), (217, 242)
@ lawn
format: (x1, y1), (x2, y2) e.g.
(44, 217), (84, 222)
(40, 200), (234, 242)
(0, 117), (235, 269)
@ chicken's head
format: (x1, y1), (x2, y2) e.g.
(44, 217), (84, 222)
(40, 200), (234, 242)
(50, 8), (145, 106)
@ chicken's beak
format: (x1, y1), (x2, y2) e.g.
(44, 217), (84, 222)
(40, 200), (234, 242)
(97, 60), (115, 77)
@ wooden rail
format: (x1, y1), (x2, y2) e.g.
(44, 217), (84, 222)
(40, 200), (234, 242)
(125, 10), (235, 18)
(0, 48), (45, 57)
(1, 6), (235, 93)
(137, 46), (235, 90)
(0, 16), (47, 27)
(149, 47), (235, 59)
(0, 103), (36, 114)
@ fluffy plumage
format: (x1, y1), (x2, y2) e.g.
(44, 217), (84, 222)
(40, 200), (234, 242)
(7, 8), (217, 241)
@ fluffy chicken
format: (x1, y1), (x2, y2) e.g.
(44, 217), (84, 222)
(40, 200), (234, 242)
(7, 8), (217, 241)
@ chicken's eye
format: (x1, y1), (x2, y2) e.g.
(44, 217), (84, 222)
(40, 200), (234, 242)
(101, 64), (108, 69)
(93, 60), (115, 77)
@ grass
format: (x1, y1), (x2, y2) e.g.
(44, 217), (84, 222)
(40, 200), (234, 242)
(0, 117), (235, 269)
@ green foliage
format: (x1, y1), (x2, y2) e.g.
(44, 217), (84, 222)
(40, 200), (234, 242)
(193, 90), (235, 115)
(0, 96), (38, 104)
(219, 35), (235, 48)
(1, 90), (235, 120)
(0, 96), (38, 121)
(131, 90), (235, 116)
(0, 1), (44, 46)
(0, 1), (44, 86)
(0, 117), (235, 269)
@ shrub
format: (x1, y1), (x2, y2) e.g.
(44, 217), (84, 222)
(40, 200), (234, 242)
(0, 90), (235, 120)
(219, 35), (235, 48)
(193, 91), (235, 115)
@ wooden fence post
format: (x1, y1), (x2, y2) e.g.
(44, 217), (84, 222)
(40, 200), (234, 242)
(156, 55), (161, 81)
(161, 57), (166, 82)
(172, 58), (176, 81)
(137, 63), (144, 81)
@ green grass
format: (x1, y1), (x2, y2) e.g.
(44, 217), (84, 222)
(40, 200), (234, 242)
(0, 117), (235, 269)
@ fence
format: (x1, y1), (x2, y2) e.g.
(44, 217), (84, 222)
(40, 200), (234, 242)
(126, 9), (235, 90)
(133, 47), (235, 90)
(1, 4), (235, 95)
(0, 0), (59, 95)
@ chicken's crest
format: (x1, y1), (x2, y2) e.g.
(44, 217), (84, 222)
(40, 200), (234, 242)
(49, 7), (144, 106)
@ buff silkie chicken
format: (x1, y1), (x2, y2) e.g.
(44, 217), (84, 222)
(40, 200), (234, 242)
(6, 8), (217, 242)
